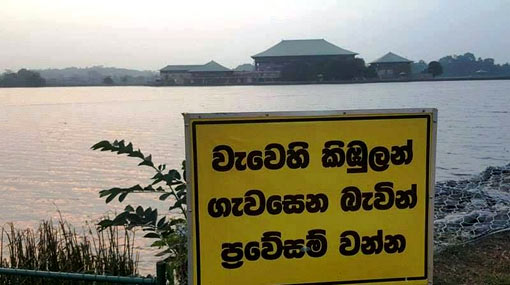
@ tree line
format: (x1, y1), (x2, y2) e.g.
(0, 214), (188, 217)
(0, 69), (46, 87)
(412, 52), (510, 77)
(37, 66), (157, 86)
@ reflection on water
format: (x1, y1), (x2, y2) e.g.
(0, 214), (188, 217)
(0, 81), (509, 271)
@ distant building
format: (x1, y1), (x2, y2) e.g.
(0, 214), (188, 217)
(252, 39), (358, 73)
(370, 52), (413, 79)
(159, 60), (279, 85)
(160, 60), (233, 85)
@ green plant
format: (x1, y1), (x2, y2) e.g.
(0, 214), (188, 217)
(0, 218), (138, 284)
(91, 139), (188, 284)
(427, 61), (443, 77)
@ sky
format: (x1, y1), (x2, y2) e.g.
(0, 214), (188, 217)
(1, 0), (510, 71)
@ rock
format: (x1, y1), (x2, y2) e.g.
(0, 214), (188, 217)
(434, 164), (510, 250)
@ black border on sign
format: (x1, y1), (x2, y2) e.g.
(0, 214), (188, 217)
(191, 114), (431, 285)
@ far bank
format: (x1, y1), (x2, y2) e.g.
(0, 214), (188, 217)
(152, 75), (510, 87)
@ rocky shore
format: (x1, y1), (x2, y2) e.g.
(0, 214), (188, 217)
(434, 163), (510, 249)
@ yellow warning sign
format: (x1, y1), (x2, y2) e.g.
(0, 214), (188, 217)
(184, 109), (436, 285)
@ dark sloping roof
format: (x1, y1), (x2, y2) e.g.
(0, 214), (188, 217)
(189, 61), (231, 72)
(252, 39), (357, 58)
(160, 65), (200, 72)
(160, 61), (231, 72)
(371, 52), (412, 64)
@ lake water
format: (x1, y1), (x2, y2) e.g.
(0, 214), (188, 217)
(1, 80), (509, 271)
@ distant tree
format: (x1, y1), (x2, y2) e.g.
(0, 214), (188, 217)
(411, 60), (428, 74)
(502, 63), (510, 76)
(103, 76), (114, 85)
(135, 76), (146, 84)
(436, 52), (510, 77)
(17, 69), (46, 87)
(233, 64), (255, 72)
(37, 67), (157, 86)
(363, 65), (378, 79)
(483, 58), (495, 65)
(0, 69), (45, 87)
(353, 58), (366, 79)
(427, 61), (443, 77)
(463, 52), (476, 62)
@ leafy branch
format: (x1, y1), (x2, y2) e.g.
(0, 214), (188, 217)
(91, 140), (187, 218)
(91, 139), (188, 283)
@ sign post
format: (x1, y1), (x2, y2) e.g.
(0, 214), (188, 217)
(184, 109), (437, 285)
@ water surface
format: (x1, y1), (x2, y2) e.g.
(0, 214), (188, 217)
(1, 81), (509, 270)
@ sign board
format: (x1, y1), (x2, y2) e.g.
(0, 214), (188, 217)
(184, 109), (437, 285)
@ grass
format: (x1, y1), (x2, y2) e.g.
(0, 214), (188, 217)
(2, 218), (508, 284)
(0, 218), (139, 284)
(434, 230), (510, 285)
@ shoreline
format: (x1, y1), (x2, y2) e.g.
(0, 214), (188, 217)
(434, 230), (510, 284)
(1, 76), (510, 88)
(166, 75), (510, 87)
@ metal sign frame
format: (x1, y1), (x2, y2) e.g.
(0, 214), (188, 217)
(184, 108), (437, 285)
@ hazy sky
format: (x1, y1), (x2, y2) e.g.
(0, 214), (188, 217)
(1, 0), (509, 71)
